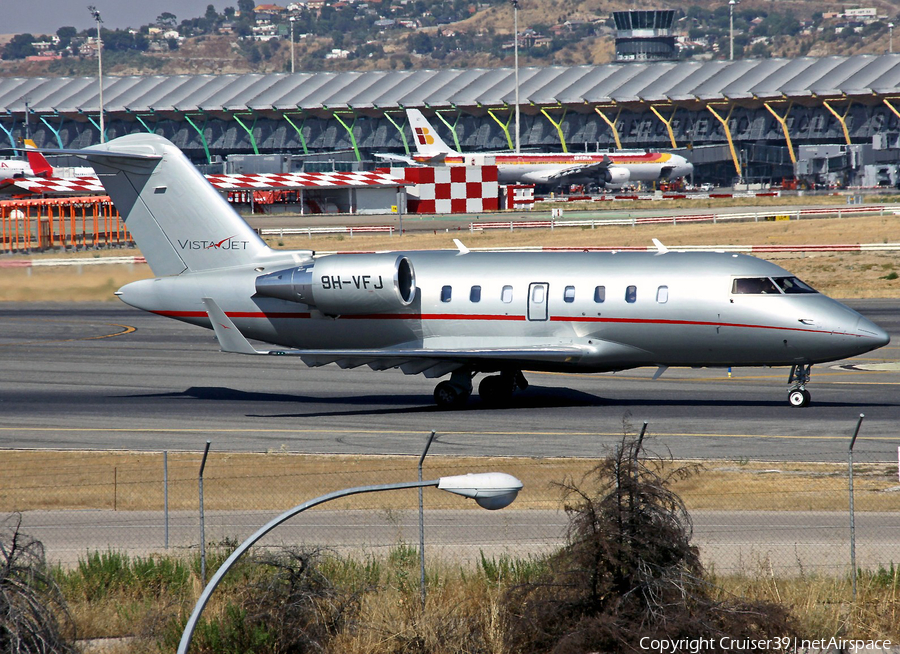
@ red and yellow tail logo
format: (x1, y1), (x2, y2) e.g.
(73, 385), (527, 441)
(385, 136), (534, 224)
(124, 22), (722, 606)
(414, 127), (435, 146)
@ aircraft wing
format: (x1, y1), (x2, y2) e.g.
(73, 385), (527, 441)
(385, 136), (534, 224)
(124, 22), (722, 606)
(373, 152), (417, 165)
(544, 156), (612, 182)
(203, 298), (587, 377)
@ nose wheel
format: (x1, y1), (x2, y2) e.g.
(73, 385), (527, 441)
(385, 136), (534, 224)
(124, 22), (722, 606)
(787, 364), (812, 407)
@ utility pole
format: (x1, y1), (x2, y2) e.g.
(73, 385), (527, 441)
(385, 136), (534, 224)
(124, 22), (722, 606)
(512, 0), (520, 153)
(89, 5), (105, 143)
(289, 16), (296, 73)
(728, 0), (737, 61)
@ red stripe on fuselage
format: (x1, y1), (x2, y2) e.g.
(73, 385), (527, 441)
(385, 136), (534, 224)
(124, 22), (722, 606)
(152, 309), (863, 338)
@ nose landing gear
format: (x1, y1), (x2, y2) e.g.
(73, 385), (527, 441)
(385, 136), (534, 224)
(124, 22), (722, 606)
(788, 364), (812, 407)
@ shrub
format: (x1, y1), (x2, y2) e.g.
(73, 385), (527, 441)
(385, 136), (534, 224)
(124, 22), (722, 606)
(502, 433), (796, 653)
(0, 514), (78, 653)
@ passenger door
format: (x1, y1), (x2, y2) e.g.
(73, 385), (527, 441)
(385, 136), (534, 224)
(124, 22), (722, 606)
(527, 282), (549, 321)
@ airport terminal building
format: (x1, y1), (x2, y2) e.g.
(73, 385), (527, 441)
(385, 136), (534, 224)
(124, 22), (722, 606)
(3, 54), (900, 186)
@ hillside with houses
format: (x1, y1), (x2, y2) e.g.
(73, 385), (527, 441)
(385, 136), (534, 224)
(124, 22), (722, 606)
(1, 0), (898, 77)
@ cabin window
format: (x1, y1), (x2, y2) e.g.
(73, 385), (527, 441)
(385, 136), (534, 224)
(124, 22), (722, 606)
(470, 285), (481, 302)
(564, 286), (576, 303)
(501, 285), (513, 303)
(773, 277), (818, 294)
(625, 285), (637, 303)
(593, 286), (606, 303)
(732, 277), (781, 295)
(657, 286), (669, 303)
(532, 285), (545, 303)
(441, 285), (452, 302)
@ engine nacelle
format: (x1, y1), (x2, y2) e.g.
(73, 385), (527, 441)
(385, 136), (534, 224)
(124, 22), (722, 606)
(255, 253), (417, 315)
(601, 167), (630, 187)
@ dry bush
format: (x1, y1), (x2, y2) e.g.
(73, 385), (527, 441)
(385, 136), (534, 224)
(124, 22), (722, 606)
(502, 431), (797, 653)
(171, 546), (364, 654)
(0, 514), (77, 654)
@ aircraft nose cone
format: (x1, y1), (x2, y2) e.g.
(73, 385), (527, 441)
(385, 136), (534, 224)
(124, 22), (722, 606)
(856, 315), (891, 349)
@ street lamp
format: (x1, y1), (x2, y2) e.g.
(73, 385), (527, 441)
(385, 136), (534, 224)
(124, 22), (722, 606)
(890, 22), (894, 54)
(511, 0), (520, 153)
(177, 472), (523, 654)
(728, 0), (736, 61)
(88, 5), (104, 143)
(289, 16), (296, 74)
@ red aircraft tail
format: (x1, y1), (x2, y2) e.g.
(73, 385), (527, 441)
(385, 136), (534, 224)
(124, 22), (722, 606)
(23, 139), (54, 178)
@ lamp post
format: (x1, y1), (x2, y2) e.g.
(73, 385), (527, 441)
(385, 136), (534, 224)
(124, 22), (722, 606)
(177, 472), (523, 654)
(890, 22), (894, 54)
(289, 16), (296, 73)
(88, 5), (104, 143)
(729, 0), (736, 61)
(511, 0), (520, 153)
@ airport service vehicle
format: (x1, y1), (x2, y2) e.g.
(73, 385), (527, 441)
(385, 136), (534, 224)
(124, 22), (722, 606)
(57, 133), (888, 408)
(377, 109), (694, 188)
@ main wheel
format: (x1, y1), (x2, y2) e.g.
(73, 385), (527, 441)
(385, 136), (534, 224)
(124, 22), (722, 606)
(788, 388), (811, 407)
(434, 380), (467, 409)
(478, 375), (514, 406)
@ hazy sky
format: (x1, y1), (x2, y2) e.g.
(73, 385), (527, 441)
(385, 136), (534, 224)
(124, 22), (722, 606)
(2, 1), (229, 35)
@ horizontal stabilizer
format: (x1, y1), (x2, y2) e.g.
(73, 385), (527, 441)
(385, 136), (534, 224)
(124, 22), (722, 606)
(202, 298), (265, 355)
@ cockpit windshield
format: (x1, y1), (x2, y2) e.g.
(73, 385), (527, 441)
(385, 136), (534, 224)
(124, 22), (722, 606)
(772, 276), (818, 294)
(731, 276), (818, 295)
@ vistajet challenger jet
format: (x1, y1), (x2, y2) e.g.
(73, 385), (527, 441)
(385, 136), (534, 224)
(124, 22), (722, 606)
(63, 134), (887, 408)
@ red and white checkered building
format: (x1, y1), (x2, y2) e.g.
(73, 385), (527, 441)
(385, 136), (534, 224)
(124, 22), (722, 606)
(399, 165), (499, 214)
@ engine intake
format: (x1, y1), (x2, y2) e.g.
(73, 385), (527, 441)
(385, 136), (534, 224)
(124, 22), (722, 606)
(255, 253), (417, 315)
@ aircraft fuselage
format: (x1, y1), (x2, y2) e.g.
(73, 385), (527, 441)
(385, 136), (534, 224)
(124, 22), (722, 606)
(118, 249), (886, 374)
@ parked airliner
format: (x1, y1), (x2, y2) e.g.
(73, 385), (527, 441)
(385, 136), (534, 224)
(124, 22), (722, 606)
(0, 139), (94, 182)
(52, 133), (888, 408)
(377, 109), (694, 188)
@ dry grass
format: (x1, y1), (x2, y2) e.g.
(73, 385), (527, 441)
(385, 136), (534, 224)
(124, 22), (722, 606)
(713, 566), (900, 642)
(4, 214), (900, 301)
(0, 265), (148, 302)
(3, 451), (898, 514)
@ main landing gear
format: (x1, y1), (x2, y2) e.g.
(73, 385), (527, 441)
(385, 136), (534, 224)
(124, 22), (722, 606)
(788, 363), (812, 408)
(478, 370), (528, 407)
(433, 370), (528, 409)
(433, 370), (473, 409)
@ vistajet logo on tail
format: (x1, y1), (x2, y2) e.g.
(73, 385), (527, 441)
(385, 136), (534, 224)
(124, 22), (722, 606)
(178, 235), (250, 251)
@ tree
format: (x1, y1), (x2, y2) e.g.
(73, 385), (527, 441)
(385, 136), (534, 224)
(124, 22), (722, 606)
(157, 12), (177, 27)
(2, 33), (36, 60)
(55, 26), (77, 52)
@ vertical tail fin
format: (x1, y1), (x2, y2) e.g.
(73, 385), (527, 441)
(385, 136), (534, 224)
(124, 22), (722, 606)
(406, 109), (458, 159)
(23, 139), (54, 178)
(76, 133), (273, 277)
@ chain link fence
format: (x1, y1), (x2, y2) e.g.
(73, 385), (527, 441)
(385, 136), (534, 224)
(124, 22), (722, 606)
(2, 441), (898, 576)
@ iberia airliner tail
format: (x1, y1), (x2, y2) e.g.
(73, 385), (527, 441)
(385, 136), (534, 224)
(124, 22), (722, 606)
(23, 139), (54, 178)
(407, 109), (459, 160)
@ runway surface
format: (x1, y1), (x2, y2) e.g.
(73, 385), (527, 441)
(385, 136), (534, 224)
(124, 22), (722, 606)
(2, 300), (899, 462)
